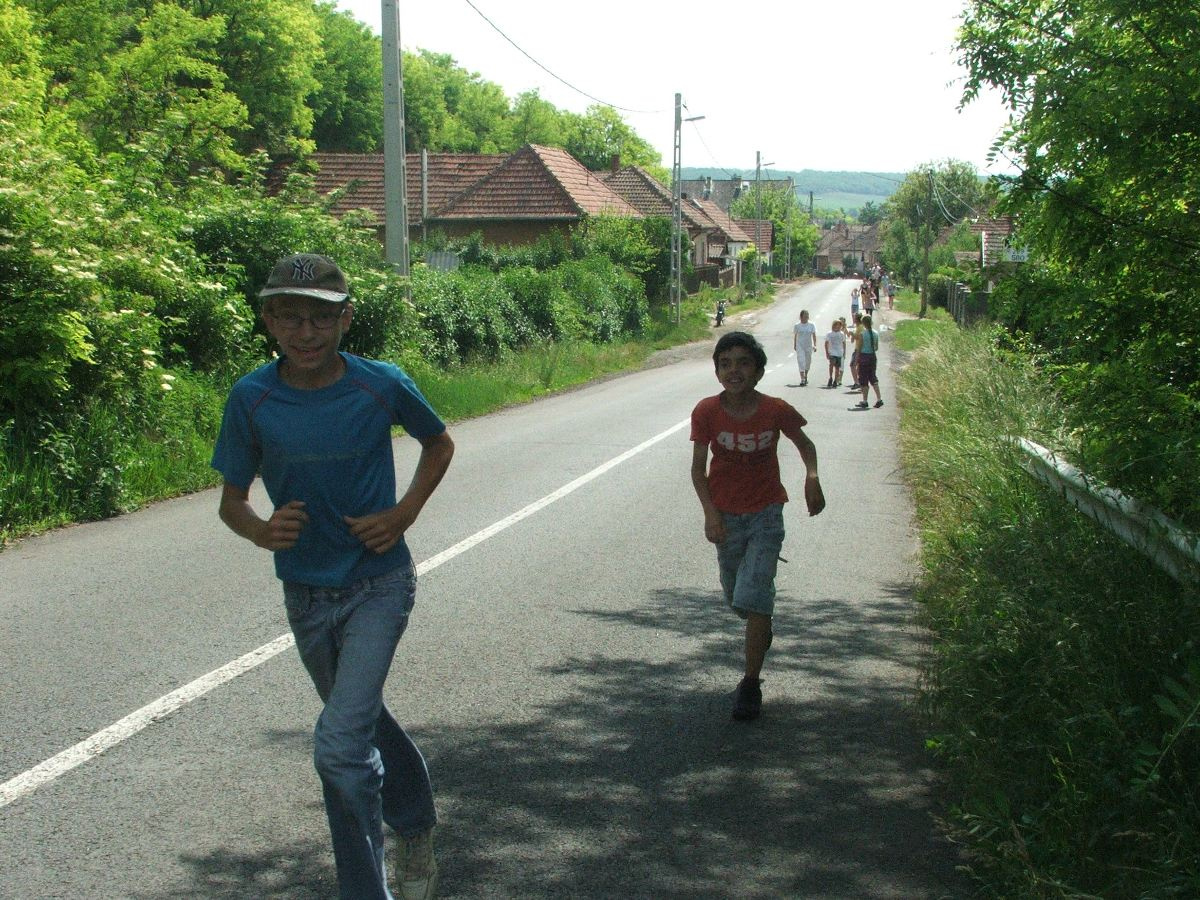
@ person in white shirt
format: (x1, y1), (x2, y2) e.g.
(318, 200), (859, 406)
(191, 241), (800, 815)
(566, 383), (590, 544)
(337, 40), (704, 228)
(824, 319), (848, 388)
(792, 310), (818, 387)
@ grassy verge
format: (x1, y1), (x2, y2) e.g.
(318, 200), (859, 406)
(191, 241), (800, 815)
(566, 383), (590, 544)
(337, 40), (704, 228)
(898, 325), (1200, 896)
(891, 289), (956, 352)
(0, 294), (723, 545)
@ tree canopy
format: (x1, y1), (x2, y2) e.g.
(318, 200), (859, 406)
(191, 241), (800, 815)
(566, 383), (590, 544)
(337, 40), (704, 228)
(957, 0), (1200, 522)
(729, 183), (820, 279)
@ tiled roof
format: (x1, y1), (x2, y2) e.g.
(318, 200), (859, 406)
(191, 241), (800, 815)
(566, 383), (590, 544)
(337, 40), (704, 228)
(970, 216), (1026, 267)
(309, 152), (505, 223)
(688, 196), (752, 243)
(601, 166), (709, 231)
(434, 145), (640, 221)
(817, 222), (879, 254)
(735, 218), (774, 251)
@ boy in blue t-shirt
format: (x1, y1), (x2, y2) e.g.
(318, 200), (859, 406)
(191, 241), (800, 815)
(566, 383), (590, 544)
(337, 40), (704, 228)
(212, 254), (453, 900)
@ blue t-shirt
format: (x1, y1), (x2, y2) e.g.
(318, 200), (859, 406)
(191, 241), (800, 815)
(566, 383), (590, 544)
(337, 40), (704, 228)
(211, 353), (446, 588)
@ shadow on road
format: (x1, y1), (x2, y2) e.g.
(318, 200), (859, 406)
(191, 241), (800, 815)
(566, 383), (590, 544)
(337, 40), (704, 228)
(424, 584), (970, 898)
(143, 585), (970, 899)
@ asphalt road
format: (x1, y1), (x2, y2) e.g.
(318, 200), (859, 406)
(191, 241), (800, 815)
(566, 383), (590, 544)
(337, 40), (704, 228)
(0, 279), (969, 899)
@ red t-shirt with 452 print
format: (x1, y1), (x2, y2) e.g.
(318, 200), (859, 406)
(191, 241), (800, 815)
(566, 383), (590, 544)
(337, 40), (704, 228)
(690, 394), (808, 515)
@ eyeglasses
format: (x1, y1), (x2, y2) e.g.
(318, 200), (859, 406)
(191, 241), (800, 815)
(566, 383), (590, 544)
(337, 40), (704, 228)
(270, 306), (347, 331)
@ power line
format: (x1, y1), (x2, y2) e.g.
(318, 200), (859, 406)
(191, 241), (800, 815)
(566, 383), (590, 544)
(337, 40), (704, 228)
(929, 175), (960, 224)
(460, 0), (664, 115)
(930, 170), (984, 220)
(685, 120), (738, 179)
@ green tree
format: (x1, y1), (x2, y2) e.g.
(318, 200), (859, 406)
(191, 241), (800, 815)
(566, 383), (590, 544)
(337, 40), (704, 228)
(401, 49), (512, 152)
(507, 89), (563, 148)
(15, 0), (136, 89)
(882, 160), (989, 315)
(188, 0), (323, 158)
(957, 0), (1200, 527)
(310, 2), (382, 152)
(0, 0), (47, 125)
(563, 104), (663, 174)
(76, 4), (248, 182)
(857, 200), (882, 224)
(730, 183), (819, 278)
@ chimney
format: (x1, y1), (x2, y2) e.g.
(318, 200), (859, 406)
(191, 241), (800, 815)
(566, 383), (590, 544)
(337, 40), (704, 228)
(703, 176), (712, 199)
(610, 154), (620, 174)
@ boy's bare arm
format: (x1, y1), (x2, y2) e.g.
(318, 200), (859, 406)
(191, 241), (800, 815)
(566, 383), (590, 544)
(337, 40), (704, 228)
(690, 441), (725, 544)
(790, 430), (826, 516)
(218, 481), (308, 551)
(345, 430), (455, 554)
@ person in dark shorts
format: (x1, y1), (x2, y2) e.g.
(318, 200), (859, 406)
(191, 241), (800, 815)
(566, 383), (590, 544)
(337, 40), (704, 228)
(854, 314), (884, 409)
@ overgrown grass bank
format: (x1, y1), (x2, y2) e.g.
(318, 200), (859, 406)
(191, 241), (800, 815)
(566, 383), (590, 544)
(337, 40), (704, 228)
(898, 326), (1200, 896)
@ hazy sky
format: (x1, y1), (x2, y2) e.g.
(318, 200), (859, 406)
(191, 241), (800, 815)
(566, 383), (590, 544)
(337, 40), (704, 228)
(333, 0), (1013, 176)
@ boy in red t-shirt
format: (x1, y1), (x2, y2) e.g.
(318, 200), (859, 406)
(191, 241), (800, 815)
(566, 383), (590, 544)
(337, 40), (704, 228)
(690, 331), (825, 720)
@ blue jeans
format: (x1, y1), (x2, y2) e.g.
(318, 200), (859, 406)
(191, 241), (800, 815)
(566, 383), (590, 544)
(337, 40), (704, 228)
(283, 565), (436, 900)
(717, 503), (785, 617)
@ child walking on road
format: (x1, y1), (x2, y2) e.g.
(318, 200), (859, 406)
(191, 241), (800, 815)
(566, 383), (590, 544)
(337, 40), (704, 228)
(212, 253), (454, 900)
(690, 331), (825, 721)
(855, 314), (884, 409)
(825, 319), (847, 388)
(792, 310), (817, 386)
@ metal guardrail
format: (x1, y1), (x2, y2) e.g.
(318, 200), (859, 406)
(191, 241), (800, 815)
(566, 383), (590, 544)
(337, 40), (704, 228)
(1015, 438), (1200, 585)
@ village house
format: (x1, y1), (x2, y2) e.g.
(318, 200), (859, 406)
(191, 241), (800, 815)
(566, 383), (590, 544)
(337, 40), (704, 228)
(306, 144), (640, 249)
(813, 221), (882, 274)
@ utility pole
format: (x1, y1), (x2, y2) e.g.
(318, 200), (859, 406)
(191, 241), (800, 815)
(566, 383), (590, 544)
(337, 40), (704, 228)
(382, 0), (409, 275)
(754, 151), (762, 289)
(670, 94), (703, 324)
(671, 93), (682, 324)
(784, 177), (793, 281)
(920, 169), (933, 318)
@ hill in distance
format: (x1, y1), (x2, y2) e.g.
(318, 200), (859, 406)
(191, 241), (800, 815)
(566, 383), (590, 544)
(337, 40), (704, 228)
(680, 167), (904, 213)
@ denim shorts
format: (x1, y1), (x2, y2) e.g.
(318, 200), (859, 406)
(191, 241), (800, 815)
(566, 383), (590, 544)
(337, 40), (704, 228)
(717, 503), (785, 618)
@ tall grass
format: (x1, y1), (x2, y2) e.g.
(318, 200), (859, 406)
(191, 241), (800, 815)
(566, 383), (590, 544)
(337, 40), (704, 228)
(899, 326), (1200, 896)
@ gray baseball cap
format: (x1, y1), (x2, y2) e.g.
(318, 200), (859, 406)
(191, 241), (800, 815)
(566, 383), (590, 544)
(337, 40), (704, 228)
(258, 253), (350, 303)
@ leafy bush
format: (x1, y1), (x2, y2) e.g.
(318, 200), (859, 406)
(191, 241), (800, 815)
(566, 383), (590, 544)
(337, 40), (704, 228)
(558, 256), (647, 344)
(925, 272), (952, 308)
(500, 265), (573, 340)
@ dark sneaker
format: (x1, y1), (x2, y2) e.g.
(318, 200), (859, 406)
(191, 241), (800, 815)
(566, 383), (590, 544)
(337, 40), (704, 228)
(874, 400), (884, 408)
(732, 677), (763, 721)
(826, 378), (834, 388)
(855, 401), (869, 409)
(396, 828), (438, 900)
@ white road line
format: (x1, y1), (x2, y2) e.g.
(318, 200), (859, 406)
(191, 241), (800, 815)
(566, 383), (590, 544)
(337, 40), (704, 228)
(0, 418), (691, 809)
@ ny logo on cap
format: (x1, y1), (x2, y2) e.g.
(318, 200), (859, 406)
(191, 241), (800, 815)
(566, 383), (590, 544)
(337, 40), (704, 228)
(291, 256), (318, 282)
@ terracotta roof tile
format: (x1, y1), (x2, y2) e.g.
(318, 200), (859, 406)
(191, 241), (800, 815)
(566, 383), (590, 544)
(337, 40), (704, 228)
(309, 152), (505, 223)
(971, 216), (1027, 267)
(689, 197), (752, 243)
(735, 218), (774, 251)
(434, 145), (640, 221)
(601, 166), (709, 231)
